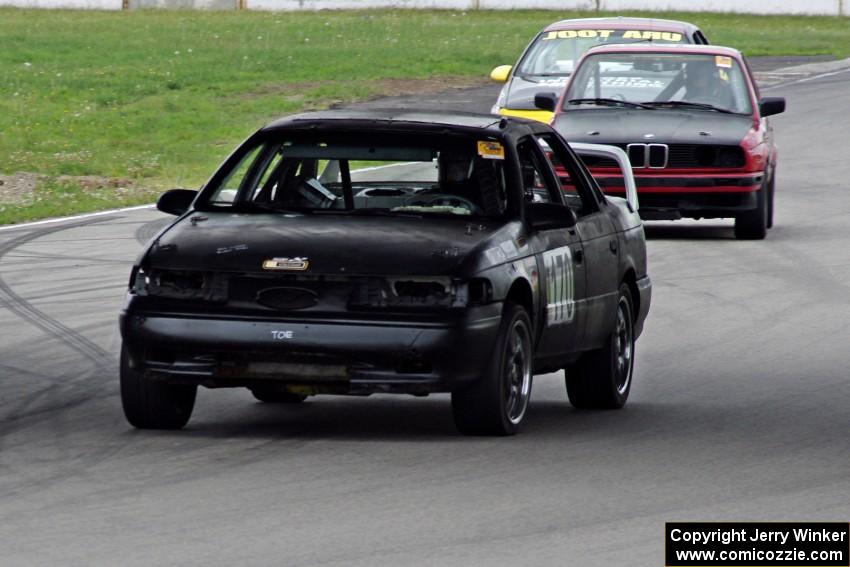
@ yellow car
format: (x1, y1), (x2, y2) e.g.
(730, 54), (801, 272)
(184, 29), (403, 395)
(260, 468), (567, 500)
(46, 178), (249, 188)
(490, 17), (708, 123)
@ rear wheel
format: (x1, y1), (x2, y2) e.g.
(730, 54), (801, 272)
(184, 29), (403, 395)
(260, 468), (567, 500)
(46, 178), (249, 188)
(734, 183), (768, 240)
(565, 284), (634, 409)
(120, 344), (196, 429)
(451, 303), (533, 436)
(250, 387), (307, 404)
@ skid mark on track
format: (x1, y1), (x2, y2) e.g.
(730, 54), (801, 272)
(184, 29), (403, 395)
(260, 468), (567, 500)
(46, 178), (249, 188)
(0, 221), (136, 497)
(0, 221), (115, 370)
(4, 250), (132, 265)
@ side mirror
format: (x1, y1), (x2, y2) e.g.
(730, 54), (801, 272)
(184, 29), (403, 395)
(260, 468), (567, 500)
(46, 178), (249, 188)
(489, 65), (512, 83)
(156, 189), (197, 216)
(527, 202), (577, 231)
(534, 92), (559, 112)
(759, 97), (785, 117)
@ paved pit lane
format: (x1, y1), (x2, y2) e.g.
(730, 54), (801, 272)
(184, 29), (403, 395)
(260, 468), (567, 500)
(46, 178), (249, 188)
(1, 67), (849, 566)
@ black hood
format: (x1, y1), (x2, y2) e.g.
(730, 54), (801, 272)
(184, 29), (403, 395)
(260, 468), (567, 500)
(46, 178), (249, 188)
(504, 75), (569, 110)
(147, 213), (516, 277)
(552, 108), (753, 145)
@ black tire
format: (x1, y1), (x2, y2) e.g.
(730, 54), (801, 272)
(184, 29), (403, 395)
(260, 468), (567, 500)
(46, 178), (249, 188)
(250, 387), (307, 404)
(451, 303), (533, 436)
(566, 284), (635, 409)
(120, 344), (196, 429)
(766, 171), (775, 229)
(734, 183), (768, 240)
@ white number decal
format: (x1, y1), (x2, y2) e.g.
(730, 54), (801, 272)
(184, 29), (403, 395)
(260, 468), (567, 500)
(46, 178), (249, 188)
(543, 247), (575, 325)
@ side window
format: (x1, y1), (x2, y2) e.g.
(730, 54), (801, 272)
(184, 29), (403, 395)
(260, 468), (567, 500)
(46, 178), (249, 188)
(742, 56), (761, 101)
(535, 133), (599, 217)
(517, 138), (561, 204)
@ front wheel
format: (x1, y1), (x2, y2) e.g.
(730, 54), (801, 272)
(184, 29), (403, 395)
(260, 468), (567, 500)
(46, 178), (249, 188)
(566, 284), (635, 409)
(120, 344), (196, 429)
(451, 303), (533, 436)
(766, 172), (776, 229)
(734, 184), (768, 240)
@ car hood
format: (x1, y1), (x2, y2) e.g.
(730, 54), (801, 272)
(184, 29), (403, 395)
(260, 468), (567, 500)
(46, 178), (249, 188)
(146, 212), (518, 276)
(504, 75), (569, 110)
(552, 108), (753, 145)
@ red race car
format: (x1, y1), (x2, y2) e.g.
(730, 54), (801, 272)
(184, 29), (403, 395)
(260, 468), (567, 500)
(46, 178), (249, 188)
(536, 44), (785, 239)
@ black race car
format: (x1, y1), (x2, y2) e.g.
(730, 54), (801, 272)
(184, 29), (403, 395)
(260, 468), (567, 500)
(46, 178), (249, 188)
(120, 111), (652, 436)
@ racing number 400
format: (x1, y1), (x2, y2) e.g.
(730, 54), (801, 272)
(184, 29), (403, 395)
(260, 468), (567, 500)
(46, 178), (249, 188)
(543, 247), (575, 326)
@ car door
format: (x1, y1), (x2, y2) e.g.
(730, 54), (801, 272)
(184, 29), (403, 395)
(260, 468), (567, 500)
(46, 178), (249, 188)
(535, 132), (620, 351)
(515, 138), (586, 359)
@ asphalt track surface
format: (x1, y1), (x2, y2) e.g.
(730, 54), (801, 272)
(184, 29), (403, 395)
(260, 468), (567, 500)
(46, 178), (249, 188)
(1, 66), (849, 566)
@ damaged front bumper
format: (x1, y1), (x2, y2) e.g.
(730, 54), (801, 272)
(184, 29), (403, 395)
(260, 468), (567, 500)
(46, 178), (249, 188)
(120, 302), (503, 395)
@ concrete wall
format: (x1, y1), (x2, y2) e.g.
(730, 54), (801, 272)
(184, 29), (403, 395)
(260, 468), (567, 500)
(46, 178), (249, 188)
(1, 0), (848, 14)
(246, 0), (850, 13)
(4, 0), (122, 8)
(129, 0), (236, 8)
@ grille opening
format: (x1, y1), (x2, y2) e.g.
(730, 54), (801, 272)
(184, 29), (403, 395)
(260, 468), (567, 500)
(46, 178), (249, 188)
(695, 146), (717, 167)
(648, 145), (668, 168)
(627, 145), (646, 167)
(146, 347), (176, 365)
(718, 147), (745, 168)
(396, 350), (432, 374)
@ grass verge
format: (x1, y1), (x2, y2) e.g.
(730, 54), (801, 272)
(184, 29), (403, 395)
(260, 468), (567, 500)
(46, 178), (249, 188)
(2, 8), (849, 223)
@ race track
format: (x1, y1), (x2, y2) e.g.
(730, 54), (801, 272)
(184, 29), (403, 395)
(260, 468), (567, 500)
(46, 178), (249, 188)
(0, 66), (848, 566)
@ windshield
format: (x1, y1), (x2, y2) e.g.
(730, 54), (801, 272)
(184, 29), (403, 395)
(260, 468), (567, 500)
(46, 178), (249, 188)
(200, 135), (509, 218)
(517, 28), (690, 78)
(564, 52), (753, 114)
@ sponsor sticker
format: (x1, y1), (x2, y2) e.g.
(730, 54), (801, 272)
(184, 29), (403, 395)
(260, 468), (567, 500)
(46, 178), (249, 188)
(715, 55), (733, 68)
(541, 29), (683, 42)
(542, 29), (615, 40)
(543, 247), (576, 326)
(477, 141), (505, 160)
(623, 30), (683, 42)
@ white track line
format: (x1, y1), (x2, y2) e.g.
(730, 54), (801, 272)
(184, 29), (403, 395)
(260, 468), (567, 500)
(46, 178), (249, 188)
(763, 66), (850, 90)
(0, 204), (155, 232)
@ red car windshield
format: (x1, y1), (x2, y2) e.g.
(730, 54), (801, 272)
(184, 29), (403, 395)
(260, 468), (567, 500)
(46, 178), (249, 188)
(564, 52), (753, 114)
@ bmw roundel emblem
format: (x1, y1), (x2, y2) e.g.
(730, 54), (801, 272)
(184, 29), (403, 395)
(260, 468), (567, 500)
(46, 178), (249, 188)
(643, 133), (656, 139)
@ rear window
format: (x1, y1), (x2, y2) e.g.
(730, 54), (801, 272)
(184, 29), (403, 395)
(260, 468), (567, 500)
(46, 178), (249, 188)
(517, 28), (690, 77)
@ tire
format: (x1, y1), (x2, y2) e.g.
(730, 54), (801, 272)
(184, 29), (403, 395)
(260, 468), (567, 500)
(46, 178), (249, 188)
(565, 284), (635, 409)
(250, 387), (307, 404)
(451, 303), (533, 436)
(120, 343), (196, 429)
(734, 183), (768, 240)
(766, 171), (775, 229)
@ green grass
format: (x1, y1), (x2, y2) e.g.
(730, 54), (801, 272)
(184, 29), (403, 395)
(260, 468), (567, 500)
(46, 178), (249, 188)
(1, 8), (849, 223)
(0, 179), (158, 225)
